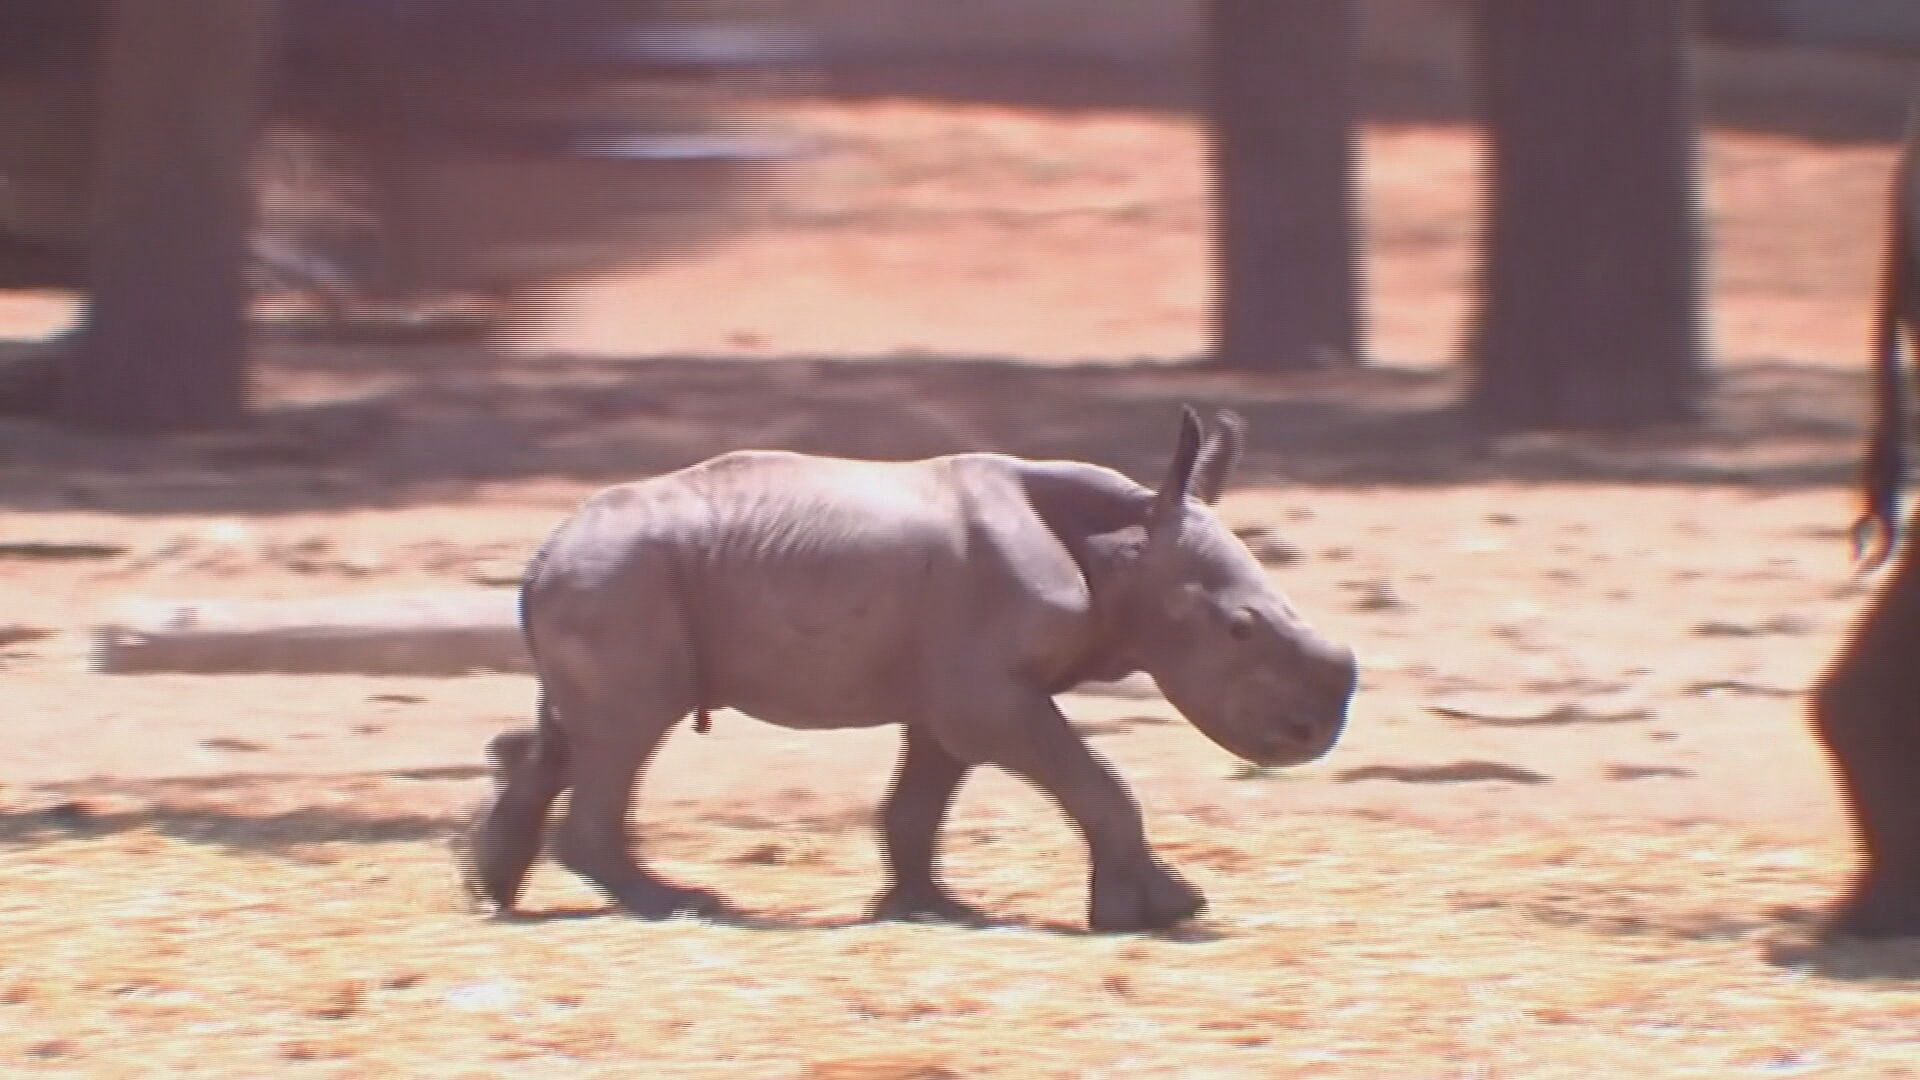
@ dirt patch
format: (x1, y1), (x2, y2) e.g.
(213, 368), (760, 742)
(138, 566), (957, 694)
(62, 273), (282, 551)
(3, 812), (1914, 1077)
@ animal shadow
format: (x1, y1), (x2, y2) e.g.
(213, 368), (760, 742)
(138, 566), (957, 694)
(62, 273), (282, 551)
(1427, 701), (1651, 727)
(1762, 914), (1920, 981)
(495, 897), (1227, 941)
(0, 798), (454, 851)
(1336, 760), (1551, 785)
(1604, 763), (1695, 782)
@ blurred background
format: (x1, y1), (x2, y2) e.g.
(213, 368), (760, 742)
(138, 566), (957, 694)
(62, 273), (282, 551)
(0, 0), (1915, 461)
(4, 3), (1920, 1073)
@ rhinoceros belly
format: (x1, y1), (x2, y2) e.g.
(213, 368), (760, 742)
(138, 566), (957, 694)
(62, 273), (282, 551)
(693, 476), (969, 730)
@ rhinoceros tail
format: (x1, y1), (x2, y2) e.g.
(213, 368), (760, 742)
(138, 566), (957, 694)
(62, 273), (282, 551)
(672, 557), (714, 735)
(515, 536), (573, 760)
(660, 518), (716, 735)
(533, 692), (565, 754)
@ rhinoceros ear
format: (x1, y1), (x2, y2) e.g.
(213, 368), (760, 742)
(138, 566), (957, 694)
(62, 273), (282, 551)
(1149, 405), (1206, 529)
(1191, 409), (1245, 506)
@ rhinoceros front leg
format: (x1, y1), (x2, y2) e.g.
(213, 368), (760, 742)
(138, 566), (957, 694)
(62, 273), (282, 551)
(960, 694), (1206, 933)
(549, 703), (725, 919)
(870, 723), (992, 926)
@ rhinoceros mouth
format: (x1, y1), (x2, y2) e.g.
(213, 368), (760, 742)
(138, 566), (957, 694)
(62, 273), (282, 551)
(1256, 734), (1339, 768)
(1157, 674), (1349, 767)
(1196, 716), (1341, 769)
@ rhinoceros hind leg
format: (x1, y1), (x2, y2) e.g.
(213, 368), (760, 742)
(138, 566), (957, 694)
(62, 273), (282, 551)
(550, 705), (725, 919)
(869, 724), (988, 925)
(461, 711), (568, 913)
(582, 869), (727, 920)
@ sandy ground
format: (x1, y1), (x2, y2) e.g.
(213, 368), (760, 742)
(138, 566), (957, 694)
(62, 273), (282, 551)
(0, 82), (1905, 866)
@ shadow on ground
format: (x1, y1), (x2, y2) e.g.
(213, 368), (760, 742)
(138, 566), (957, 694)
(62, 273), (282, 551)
(1764, 924), (1920, 981)
(0, 341), (1873, 515)
(0, 762), (500, 858)
(0, 798), (457, 854)
(1336, 760), (1554, 785)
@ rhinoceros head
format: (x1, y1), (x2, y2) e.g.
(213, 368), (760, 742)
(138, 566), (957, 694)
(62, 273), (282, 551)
(1119, 408), (1356, 768)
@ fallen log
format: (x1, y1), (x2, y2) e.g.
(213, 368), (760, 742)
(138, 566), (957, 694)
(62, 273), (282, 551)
(89, 590), (529, 676)
(86, 591), (1176, 698)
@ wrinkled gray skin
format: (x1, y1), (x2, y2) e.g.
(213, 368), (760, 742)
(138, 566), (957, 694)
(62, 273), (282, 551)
(464, 408), (1357, 932)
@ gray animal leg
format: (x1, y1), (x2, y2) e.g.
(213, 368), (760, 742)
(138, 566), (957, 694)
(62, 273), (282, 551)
(462, 703), (568, 912)
(869, 724), (989, 925)
(967, 698), (1205, 933)
(550, 709), (723, 919)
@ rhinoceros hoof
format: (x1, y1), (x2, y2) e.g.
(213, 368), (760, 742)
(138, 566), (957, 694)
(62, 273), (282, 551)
(869, 884), (998, 928)
(463, 847), (539, 914)
(454, 803), (540, 914)
(1089, 860), (1207, 933)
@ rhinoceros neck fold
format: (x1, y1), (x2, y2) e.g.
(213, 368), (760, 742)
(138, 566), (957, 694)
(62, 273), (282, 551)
(1011, 460), (1159, 691)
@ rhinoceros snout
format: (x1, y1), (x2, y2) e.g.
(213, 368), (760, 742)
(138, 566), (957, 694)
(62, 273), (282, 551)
(1299, 639), (1359, 704)
(1254, 647), (1356, 765)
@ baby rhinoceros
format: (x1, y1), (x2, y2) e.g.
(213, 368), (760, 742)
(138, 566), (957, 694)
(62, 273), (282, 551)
(463, 407), (1356, 932)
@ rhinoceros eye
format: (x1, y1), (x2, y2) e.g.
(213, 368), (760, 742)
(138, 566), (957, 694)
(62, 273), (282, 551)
(1227, 609), (1257, 642)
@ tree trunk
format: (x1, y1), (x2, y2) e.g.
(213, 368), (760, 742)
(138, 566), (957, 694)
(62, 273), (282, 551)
(1465, 0), (1708, 431)
(1206, 0), (1363, 371)
(59, 0), (276, 432)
